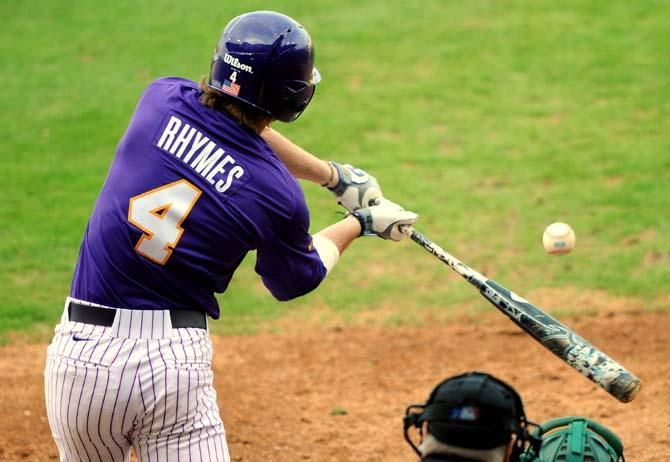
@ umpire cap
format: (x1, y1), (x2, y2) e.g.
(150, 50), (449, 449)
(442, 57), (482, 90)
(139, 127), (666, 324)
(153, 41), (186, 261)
(404, 371), (534, 457)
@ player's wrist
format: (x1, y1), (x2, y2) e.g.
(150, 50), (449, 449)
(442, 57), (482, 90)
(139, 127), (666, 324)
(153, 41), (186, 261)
(320, 161), (339, 188)
(351, 209), (370, 236)
(325, 162), (348, 193)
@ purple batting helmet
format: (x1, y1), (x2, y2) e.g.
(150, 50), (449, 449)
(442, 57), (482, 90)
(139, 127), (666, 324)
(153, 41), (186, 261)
(209, 11), (321, 123)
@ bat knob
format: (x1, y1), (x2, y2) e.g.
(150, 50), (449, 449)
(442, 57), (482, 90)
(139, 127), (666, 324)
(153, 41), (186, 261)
(619, 378), (642, 403)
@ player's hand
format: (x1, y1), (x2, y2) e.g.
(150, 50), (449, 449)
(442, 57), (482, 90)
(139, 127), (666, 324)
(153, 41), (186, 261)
(326, 162), (383, 211)
(353, 203), (418, 241)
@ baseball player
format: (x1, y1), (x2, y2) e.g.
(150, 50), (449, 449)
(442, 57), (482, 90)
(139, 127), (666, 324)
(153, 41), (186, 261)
(520, 417), (625, 462)
(403, 371), (625, 462)
(44, 10), (417, 462)
(403, 371), (540, 462)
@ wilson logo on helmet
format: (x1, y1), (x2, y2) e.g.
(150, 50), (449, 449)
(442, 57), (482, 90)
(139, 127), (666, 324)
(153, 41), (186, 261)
(223, 54), (253, 74)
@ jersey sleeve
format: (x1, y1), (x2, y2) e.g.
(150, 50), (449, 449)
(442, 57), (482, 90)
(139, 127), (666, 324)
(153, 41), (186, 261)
(254, 195), (327, 301)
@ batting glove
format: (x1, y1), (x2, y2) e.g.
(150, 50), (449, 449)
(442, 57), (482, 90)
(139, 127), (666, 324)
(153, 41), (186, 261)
(325, 162), (383, 211)
(353, 203), (418, 241)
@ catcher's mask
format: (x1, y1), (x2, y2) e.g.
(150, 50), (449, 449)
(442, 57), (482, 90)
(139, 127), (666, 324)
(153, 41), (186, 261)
(519, 416), (624, 462)
(403, 371), (541, 461)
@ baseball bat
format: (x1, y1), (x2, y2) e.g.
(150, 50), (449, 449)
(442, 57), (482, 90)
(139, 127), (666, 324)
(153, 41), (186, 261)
(403, 226), (641, 403)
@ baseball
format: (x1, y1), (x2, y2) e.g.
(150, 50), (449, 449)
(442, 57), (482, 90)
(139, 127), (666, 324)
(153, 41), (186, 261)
(543, 222), (575, 255)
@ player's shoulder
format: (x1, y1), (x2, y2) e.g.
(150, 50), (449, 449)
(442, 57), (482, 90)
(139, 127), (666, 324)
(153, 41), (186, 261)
(254, 140), (301, 193)
(264, 157), (308, 224)
(147, 76), (198, 90)
(129, 77), (196, 115)
(140, 76), (198, 101)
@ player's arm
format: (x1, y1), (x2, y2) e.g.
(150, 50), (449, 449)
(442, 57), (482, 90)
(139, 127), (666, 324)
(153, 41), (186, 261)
(309, 216), (361, 275)
(312, 205), (418, 273)
(261, 127), (334, 185)
(256, 203), (417, 301)
(261, 127), (383, 211)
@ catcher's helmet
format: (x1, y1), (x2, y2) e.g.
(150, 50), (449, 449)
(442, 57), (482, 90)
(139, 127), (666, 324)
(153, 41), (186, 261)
(519, 417), (624, 462)
(209, 10), (321, 123)
(404, 371), (540, 461)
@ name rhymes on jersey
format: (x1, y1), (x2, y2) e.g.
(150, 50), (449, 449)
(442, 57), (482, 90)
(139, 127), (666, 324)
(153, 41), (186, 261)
(156, 115), (245, 193)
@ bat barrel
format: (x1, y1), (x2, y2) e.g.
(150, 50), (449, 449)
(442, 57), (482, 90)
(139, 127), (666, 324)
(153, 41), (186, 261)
(482, 278), (641, 404)
(405, 226), (642, 403)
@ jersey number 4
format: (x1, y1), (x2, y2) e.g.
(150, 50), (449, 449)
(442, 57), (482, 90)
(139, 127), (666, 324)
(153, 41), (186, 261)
(128, 179), (202, 265)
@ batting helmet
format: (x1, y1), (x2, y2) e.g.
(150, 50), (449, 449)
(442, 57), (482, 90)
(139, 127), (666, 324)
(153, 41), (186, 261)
(519, 417), (624, 462)
(209, 10), (321, 123)
(404, 371), (540, 461)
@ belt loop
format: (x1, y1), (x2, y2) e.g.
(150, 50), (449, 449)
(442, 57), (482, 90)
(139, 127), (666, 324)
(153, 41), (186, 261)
(165, 309), (175, 338)
(63, 297), (72, 323)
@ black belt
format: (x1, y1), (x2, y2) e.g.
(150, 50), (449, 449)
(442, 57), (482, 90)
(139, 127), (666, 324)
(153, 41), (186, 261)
(68, 301), (207, 330)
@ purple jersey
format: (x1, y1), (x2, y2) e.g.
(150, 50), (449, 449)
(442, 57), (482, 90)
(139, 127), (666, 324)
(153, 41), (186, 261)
(70, 77), (327, 318)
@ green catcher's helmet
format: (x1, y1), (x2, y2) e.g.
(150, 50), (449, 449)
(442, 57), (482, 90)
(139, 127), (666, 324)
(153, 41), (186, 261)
(520, 416), (624, 462)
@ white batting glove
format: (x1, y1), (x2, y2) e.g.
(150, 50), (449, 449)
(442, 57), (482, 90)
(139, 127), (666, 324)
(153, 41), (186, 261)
(372, 197), (405, 210)
(326, 162), (383, 211)
(352, 204), (418, 241)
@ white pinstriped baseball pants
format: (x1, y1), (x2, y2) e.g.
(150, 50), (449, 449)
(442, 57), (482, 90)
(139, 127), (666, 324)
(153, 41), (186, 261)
(44, 298), (231, 462)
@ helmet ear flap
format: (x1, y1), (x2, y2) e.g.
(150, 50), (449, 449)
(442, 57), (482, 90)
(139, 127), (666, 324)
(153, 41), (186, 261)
(280, 86), (292, 99)
(270, 81), (316, 122)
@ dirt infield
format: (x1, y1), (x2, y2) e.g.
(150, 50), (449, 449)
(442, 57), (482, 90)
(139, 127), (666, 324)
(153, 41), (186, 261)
(1, 311), (668, 461)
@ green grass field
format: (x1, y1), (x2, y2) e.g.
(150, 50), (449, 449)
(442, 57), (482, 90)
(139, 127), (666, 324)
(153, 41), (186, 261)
(2, 1), (669, 339)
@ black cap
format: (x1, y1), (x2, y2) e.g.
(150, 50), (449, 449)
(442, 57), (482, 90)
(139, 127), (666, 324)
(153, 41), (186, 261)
(419, 371), (524, 450)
